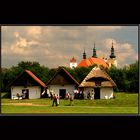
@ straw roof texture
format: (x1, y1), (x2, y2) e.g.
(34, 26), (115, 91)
(79, 67), (116, 88)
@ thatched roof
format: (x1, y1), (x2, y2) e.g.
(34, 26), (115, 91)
(79, 67), (117, 88)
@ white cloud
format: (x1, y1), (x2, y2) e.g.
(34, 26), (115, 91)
(1, 26), (138, 68)
(14, 32), (20, 38)
(26, 26), (42, 39)
(103, 38), (138, 67)
(7, 32), (40, 55)
(74, 44), (84, 51)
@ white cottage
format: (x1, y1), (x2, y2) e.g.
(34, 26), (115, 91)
(79, 66), (117, 99)
(46, 67), (79, 99)
(10, 70), (46, 99)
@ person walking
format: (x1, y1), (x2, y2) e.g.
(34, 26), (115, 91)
(52, 94), (57, 106)
(70, 92), (74, 106)
(65, 91), (70, 99)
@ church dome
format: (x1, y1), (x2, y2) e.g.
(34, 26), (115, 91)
(77, 57), (108, 68)
(88, 57), (108, 68)
(77, 59), (91, 67)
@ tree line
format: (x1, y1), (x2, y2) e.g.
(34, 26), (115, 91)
(1, 61), (138, 93)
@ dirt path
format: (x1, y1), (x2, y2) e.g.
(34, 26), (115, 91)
(2, 103), (136, 108)
(2, 103), (48, 106)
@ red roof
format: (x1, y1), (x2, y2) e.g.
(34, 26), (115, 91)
(88, 57), (108, 68)
(77, 57), (108, 68)
(25, 70), (46, 87)
(77, 59), (91, 67)
(70, 57), (77, 62)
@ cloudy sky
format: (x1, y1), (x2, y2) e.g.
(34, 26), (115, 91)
(1, 26), (138, 68)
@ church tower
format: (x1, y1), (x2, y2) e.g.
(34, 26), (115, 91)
(107, 41), (117, 67)
(70, 57), (77, 69)
(110, 42), (116, 58)
(92, 42), (97, 58)
(83, 49), (86, 59)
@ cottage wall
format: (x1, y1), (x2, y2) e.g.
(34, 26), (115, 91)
(47, 84), (76, 95)
(83, 87), (113, 99)
(100, 87), (113, 99)
(70, 62), (77, 68)
(11, 86), (41, 99)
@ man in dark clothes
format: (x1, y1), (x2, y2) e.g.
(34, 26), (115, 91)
(52, 94), (57, 106)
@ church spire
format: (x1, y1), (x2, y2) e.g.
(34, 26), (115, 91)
(110, 41), (116, 58)
(83, 48), (86, 59)
(92, 42), (97, 58)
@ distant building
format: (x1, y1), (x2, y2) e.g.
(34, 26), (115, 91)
(107, 42), (117, 67)
(76, 42), (117, 68)
(70, 57), (77, 68)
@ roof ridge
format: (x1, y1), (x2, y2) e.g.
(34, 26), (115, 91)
(46, 67), (79, 86)
(79, 67), (116, 87)
(25, 70), (46, 87)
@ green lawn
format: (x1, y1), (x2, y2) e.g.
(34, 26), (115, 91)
(1, 92), (139, 114)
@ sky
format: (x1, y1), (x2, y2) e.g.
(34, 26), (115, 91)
(1, 26), (138, 68)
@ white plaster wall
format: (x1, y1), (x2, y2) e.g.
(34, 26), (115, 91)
(29, 86), (41, 99)
(11, 86), (41, 99)
(47, 84), (76, 95)
(100, 88), (113, 99)
(70, 62), (77, 68)
(114, 59), (117, 67)
(83, 87), (113, 99)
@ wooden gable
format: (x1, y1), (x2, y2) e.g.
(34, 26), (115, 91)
(10, 70), (46, 88)
(48, 74), (70, 85)
(47, 67), (79, 86)
(11, 72), (39, 87)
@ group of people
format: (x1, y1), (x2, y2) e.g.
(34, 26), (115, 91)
(16, 91), (26, 100)
(51, 90), (75, 106)
(50, 89), (95, 107)
(84, 90), (95, 100)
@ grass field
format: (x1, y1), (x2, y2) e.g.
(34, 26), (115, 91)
(1, 92), (139, 114)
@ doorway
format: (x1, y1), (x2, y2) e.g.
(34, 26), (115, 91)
(22, 89), (29, 99)
(94, 87), (100, 99)
(59, 89), (66, 99)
